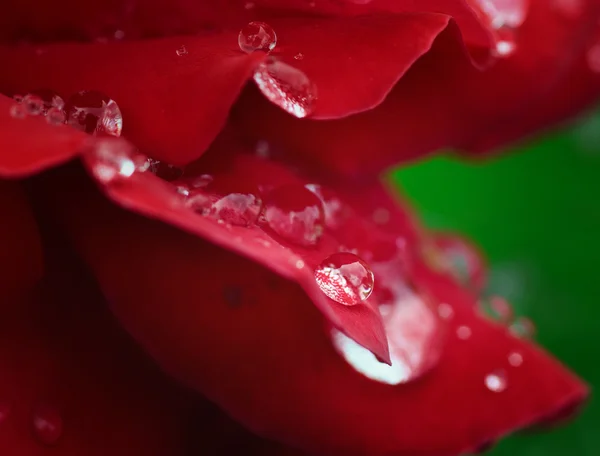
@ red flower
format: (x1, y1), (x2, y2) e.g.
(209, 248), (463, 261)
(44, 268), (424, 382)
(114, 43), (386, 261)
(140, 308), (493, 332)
(0, 0), (598, 455)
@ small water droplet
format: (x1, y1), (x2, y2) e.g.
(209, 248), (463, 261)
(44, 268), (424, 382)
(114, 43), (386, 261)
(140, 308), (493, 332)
(65, 90), (123, 137)
(372, 207), (390, 225)
(295, 259), (305, 269)
(114, 29), (125, 40)
(188, 192), (262, 227)
(9, 103), (27, 119)
(46, 107), (66, 125)
(255, 140), (270, 158)
(28, 89), (65, 113)
(508, 351), (523, 367)
(244, 1), (256, 9)
(314, 252), (374, 306)
(480, 295), (514, 324)
(176, 45), (188, 56)
(31, 403), (63, 446)
(484, 370), (508, 392)
(494, 39), (516, 57)
(305, 184), (346, 229)
(509, 316), (536, 339)
(88, 138), (147, 183)
(263, 184), (325, 247)
(238, 21), (277, 54)
(294, 52), (304, 60)
(437, 303), (454, 320)
(253, 57), (317, 118)
(22, 94), (44, 115)
(456, 325), (472, 340)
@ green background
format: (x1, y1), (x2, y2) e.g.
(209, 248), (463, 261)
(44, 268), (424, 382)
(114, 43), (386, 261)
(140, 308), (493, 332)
(393, 111), (600, 456)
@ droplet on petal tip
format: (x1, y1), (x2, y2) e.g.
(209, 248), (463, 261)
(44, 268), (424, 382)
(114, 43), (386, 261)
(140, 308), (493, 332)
(253, 57), (317, 118)
(238, 22), (277, 54)
(314, 252), (374, 306)
(263, 184), (325, 247)
(65, 90), (123, 137)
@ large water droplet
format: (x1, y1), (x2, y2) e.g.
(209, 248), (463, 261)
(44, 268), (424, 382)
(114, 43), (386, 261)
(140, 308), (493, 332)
(484, 369), (508, 392)
(87, 138), (148, 183)
(263, 184), (325, 247)
(31, 403), (63, 446)
(314, 252), (374, 306)
(509, 316), (536, 339)
(479, 295), (514, 324)
(253, 58), (317, 118)
(238, 21), (277, 53)
(65, 90), (123, 137)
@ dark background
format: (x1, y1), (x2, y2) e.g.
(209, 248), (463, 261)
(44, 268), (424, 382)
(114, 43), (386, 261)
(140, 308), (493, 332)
(394, 110), (600, 456)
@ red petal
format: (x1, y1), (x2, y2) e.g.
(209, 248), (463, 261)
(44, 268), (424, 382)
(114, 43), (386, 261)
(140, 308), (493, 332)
(0, 180), (43, 300)
(0, 94), (87, 177)
(32, 153), (586, 455)
(0, 231), (189, 454)
(231, 0), (600, 178)
(0, 38), (265, 167)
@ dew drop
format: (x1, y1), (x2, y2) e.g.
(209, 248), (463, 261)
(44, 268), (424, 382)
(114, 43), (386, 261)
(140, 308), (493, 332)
(87, 138), (148, 183)
(294, 52), (304, 60)
(244, 1), (256, 9)
(114, 29), (125, 40)
(437, 302), (454, 320)
(305, 184), (346, 229)
(176, 45), (188, 56)
(31, 403), (63, 446)
(22, 94), (45, 116)
(456, 325), (472, 340)
(479, 295), (514, 324)
(13, 94), (23, 103)
(28, 89), (65, 113)
(9, 103), (27, 119)
(314, 252), (374, 306)
(484, 369), (508, 392)
(65, 90), (123, 137)
(494, 39), (516, 57)
(253, 58), (317, 118)
(238, 21), (277, 53)
(46, 107), (66, 125)
(508, 351), (524, 367)
(263, 184), (325, 247)
(509, 316), (536, 339)
(372, 207), (390, 225)
(146, 159), (185, 181)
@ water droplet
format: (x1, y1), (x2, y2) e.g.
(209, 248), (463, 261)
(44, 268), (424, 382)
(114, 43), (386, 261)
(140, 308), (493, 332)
(176, 45), (188, 56)
(65, 90), (123, 137)
(46, 107), (66, 125)
(9, 103), (27, 119)
(294, 52), (304, 60)
(114, 29), (125, 40)
(480, 295), (514, 324)
(238, 22), (277, 54)
(372, 207), (390, 225)
(587, 43), (600, 73)
(244, 1), (256, 9)
(305, 184), (346, 229)
(295, 259), (305, 269)
(437, 302), (454, 320)
(509, 316), (536, 339)
(22, 94), (44, 116)
(147, 159), (185, 181)
(253, 58), (317, 118)
(31, 403), (63, 446)
(87, 138), (148, 183)
(187, 191), (262, 227)
(13, 94), (23, 103)
(508, 351), (523, 367)
(28, 89), (65, 113)
(255, 140), (270, 158)
(0, 402), (11, 424)
(263, 185), (325, 247)
(494, 39), (516, 57)
(314, 252), (374, 306)
(484, 369), (508, 392)
(456, 325), (472, 340)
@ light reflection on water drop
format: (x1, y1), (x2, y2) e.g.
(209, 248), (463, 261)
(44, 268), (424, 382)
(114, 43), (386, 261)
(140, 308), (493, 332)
(485, 369), (508, 392)
(253, 57), (317, 118)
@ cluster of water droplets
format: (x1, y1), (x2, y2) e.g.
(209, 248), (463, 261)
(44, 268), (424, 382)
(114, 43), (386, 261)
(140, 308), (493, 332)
(9, 89), (123, 137)
(476, 0), (526, 57)
(237, 21), (317, 118)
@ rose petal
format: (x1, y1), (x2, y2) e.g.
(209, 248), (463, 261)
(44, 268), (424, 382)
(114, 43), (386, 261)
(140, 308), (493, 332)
(0, 229), (189, 454)
(33, 160), (587, 455)
(0, 180), (43, 301)
(0, 94), (88, 177)
(0, 37), (266, 167)
(231, 0), (600, 177)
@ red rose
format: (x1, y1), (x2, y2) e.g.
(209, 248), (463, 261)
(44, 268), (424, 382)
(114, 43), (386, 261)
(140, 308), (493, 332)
(0, 0), (597, 455)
